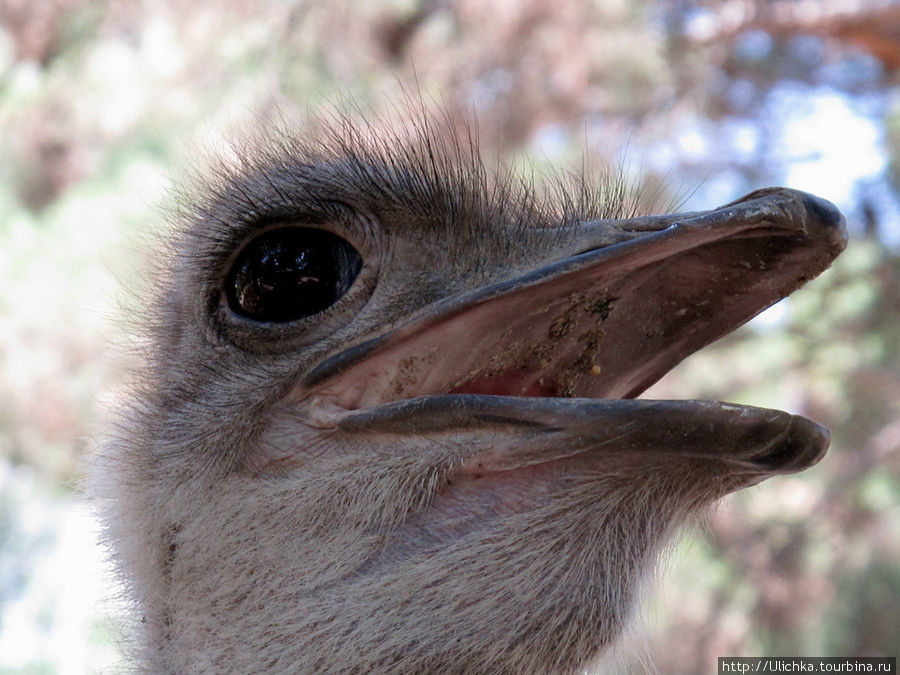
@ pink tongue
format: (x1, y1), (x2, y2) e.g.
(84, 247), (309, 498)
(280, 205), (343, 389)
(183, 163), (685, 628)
(449, 372), (563, 398)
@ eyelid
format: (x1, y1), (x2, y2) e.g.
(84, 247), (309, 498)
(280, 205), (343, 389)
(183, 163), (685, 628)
(217, 198), (369, 273)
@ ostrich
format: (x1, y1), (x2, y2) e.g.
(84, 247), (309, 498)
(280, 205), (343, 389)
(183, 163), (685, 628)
(95, 115), (847, 673)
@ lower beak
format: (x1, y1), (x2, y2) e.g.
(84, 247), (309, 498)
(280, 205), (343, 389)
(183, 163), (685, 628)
(338, 396), (829, 477)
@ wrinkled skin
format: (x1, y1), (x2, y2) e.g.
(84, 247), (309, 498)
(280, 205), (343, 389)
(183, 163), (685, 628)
(94, 119), (846, 673)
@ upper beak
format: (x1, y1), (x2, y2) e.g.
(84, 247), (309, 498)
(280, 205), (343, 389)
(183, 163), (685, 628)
(300, 187), (846, 478)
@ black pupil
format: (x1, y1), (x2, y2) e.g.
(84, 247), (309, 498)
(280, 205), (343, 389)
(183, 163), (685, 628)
(226, 227), (362, 322)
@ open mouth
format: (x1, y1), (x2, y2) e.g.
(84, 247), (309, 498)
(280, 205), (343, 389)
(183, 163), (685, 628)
(299, 187), (847, 478)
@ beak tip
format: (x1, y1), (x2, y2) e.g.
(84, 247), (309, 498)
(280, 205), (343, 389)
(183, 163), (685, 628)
(759, 414), (831, 475)
(798, 190), (849, 251)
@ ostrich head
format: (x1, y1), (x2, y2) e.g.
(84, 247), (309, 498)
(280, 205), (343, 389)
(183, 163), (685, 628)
(96, 116), (846, 673)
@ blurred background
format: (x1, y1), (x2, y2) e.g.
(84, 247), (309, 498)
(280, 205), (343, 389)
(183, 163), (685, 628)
(0, 0), (897, 672)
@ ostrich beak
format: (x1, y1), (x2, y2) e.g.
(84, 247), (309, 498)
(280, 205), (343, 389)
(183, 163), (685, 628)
(304, 187), (847, 479)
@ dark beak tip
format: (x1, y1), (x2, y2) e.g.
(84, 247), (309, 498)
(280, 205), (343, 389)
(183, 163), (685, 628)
(760, 416), (831, 475)
(799, 190), (849, 251)
(734, 187), (848, 252)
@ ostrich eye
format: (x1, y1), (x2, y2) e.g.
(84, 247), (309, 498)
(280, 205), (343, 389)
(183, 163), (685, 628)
(226, 227), (363, 322)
